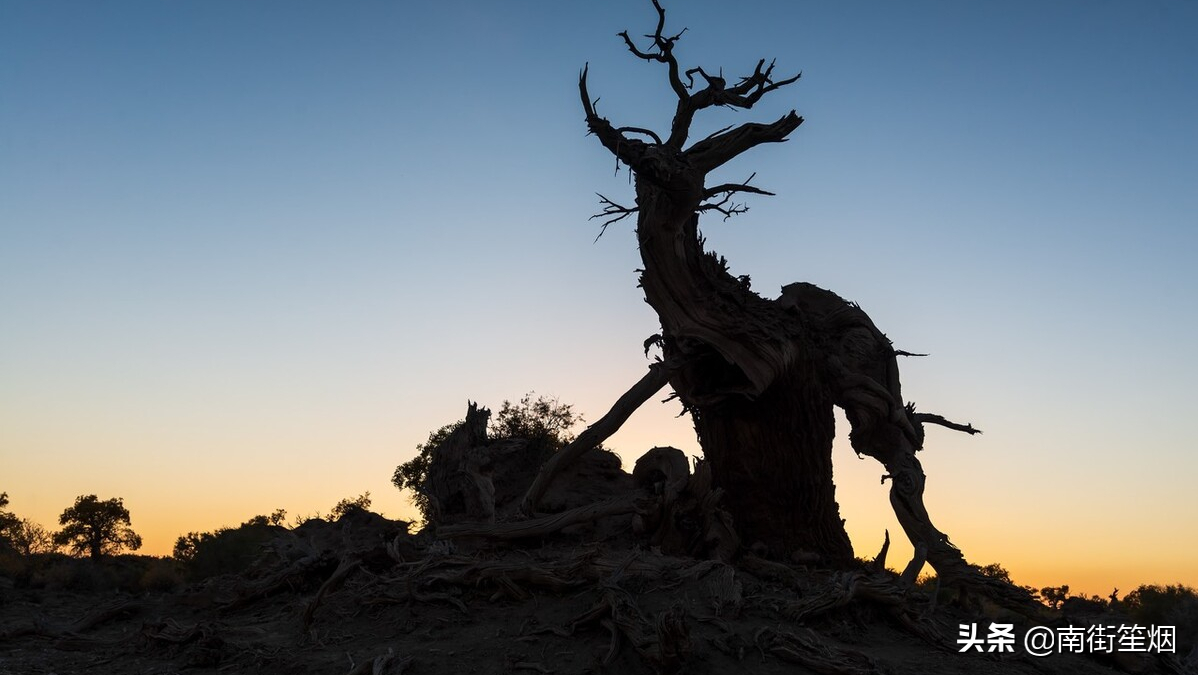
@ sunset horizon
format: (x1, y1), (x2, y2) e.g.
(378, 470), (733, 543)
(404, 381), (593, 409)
(3, 1), (1196, 654)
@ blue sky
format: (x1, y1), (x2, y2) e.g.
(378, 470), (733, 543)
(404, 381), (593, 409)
(2, 0), (1196, 593)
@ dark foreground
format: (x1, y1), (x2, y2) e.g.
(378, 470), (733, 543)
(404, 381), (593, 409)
(1, 511), (1190, 675)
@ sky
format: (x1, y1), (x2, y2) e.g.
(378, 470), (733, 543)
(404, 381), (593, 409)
(1, 0), (1195, 596)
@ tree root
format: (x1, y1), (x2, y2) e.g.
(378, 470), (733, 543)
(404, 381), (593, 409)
(755, 626), (881, 675)
(302, 557), (361, 629)
(0, 599), (143, 641)
(437, 496), (643, 541)
(569, 582), (691, 674)
(346, 647), (412, 675)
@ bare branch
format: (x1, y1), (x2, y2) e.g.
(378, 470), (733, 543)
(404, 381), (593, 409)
(684, 111), (804, 173)
(703, 173), (775, 200)
(607, 2), (805, 158)
(519, 361), (674, 515)
(871, 530), (890, 573)
(616, 126), (663, 145)
(697, 194), (750, 220)
(724, 59), (802, 106)
(590, 193), (639, 241)
(579, 64), (651, 170)
(680, 59), (802, 125)
(912, 412), (982, 436)
(617, 0), (688, 102)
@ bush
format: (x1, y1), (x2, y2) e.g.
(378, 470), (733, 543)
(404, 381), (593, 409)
(329, 492), (372, 521)
(1124, 584), (1198, 649)
(392, 393), (581, 525)
(175, 520), (284, 580)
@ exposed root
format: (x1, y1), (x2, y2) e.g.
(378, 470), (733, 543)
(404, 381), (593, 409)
(756, 626), (881, 675)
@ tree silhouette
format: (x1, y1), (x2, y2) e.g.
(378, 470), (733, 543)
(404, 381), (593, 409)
(52, 494), (142, 559)
(0, 492), (19, 551)
(576, 0), (1019, 600)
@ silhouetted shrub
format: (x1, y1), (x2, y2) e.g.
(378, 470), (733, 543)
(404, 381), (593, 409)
(176, 522), (282, 580)
(1124, 584), (1198, 652)
(329, 492), (372, 521)
(392, 393), (582, 525)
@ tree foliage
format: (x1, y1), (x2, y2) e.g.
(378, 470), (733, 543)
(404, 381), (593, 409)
(392, 393), (581, 525)
(1040, 585), (1070, 610)
(0, 492), (20, 551)
(7, 519), (56, 555)
(242, 508), (288, 527)
(492, 394), (580, 443)
(1124, 584), (1198, 627)
(52, 495), (142, 559)
(330, 492), (372, 521)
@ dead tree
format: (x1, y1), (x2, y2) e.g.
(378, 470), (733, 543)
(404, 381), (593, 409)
(580, 0), (1015, 595)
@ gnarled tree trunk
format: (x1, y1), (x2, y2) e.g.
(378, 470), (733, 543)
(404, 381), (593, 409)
(578, 0), (1023, 597)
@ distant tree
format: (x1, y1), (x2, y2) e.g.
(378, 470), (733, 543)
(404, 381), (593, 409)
(242, 508), (288, 527)
(1040, 585), (1070, 610)
(8, 518), (56, 555)
(52, 494), (143, 559)
(392, 393), (581, 524)
(0, 492), (20, 549)
(329, 492), (372, 520)
(172, 532), (204, 563)
(1124, 584), (1198, 626)
(974, 563), (1013, 584)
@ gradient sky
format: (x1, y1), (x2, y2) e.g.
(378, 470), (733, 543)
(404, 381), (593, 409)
(2, 0), (1195, 596)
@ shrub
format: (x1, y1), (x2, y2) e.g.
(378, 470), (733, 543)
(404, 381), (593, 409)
(392, 393), (581, 525)
(175, 521), (283, 580)
(329, 492), (372, 521)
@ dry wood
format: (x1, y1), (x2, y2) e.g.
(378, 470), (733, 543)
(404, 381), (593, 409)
(756, 627), (880, 675)
(441, 495), (642, 541)
(871, 529), (890, 573)
(302, 557), (360, 629)
(519, 363), (671, 515)
(0, 599), (143, 641)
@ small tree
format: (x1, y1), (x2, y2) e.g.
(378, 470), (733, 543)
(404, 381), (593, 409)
(329, 492), (372, 520)
(53, 494), (143, 559)
(1040, 585), (1070, 610)
(8, 519), (56, 555)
